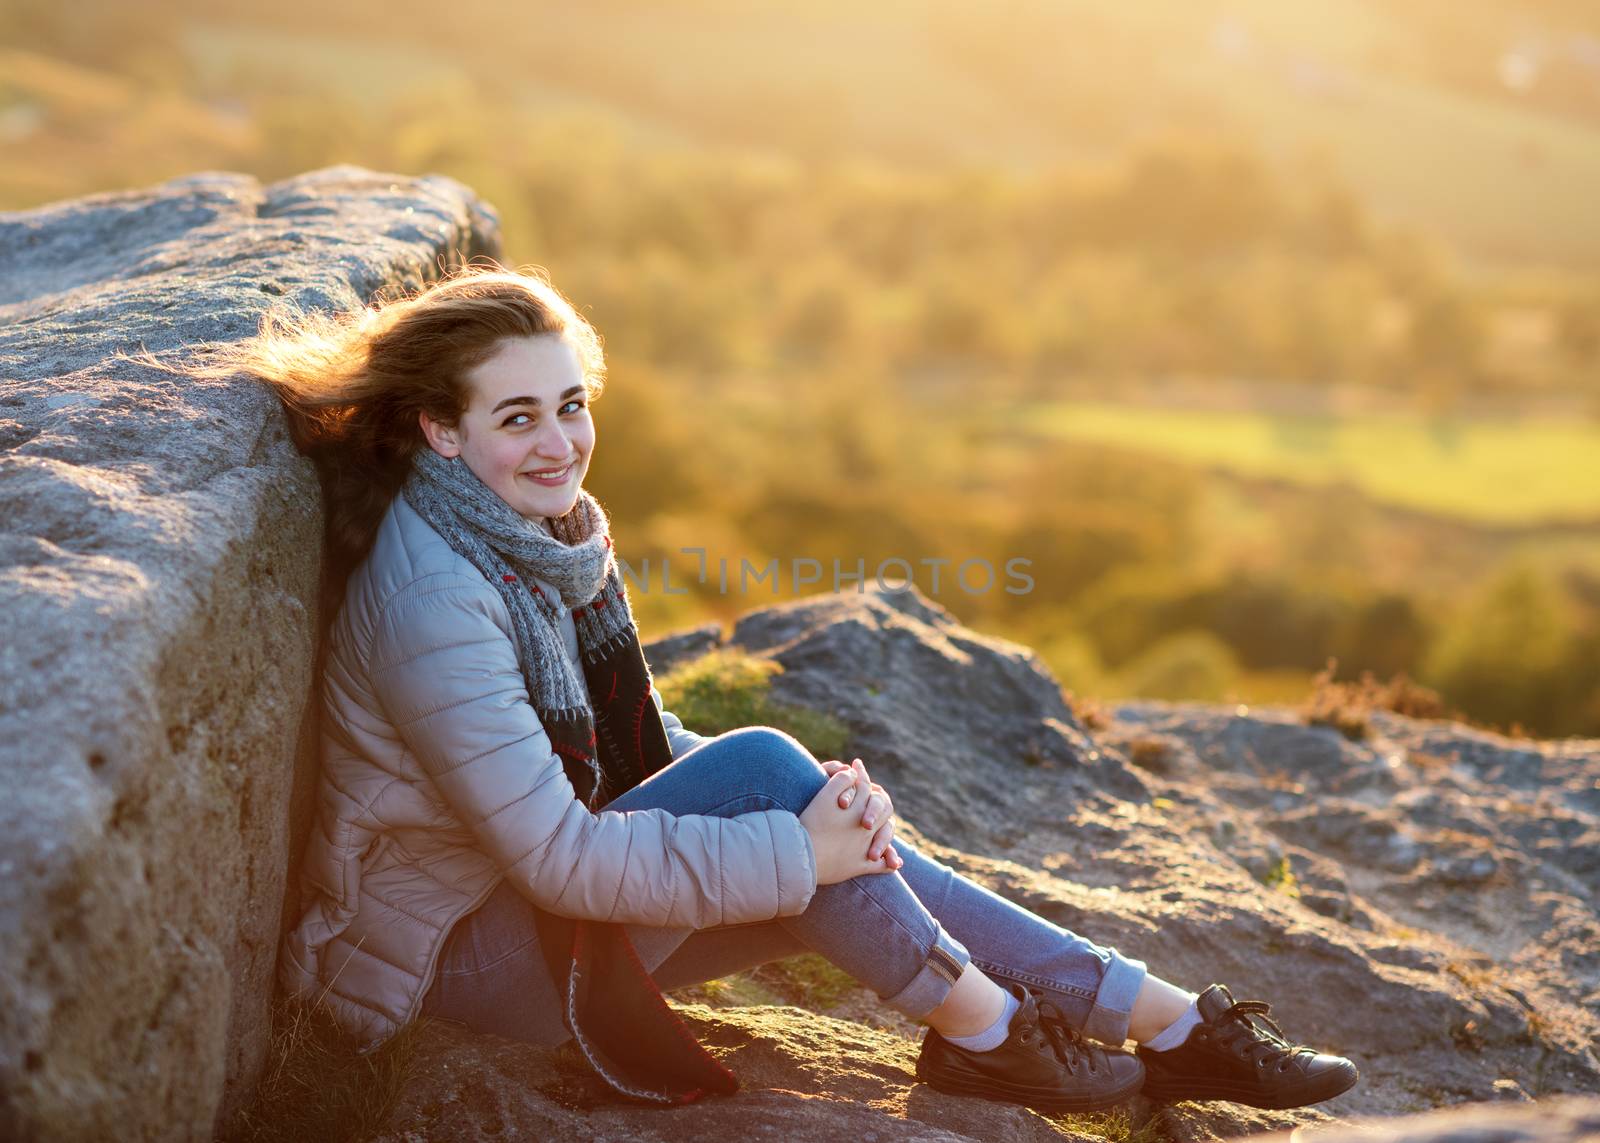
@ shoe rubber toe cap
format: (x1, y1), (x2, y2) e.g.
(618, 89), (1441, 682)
(1100, 1053), (1146, 1088)
(1305, 1053), (1356, 1077)
(1304, 1054), (1360, 1098)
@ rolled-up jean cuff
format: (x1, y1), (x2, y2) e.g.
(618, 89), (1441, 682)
(882, 924), (970, 1020)
(1083, 947), (1148, 1045)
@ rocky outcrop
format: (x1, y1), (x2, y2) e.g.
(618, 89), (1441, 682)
(726, 585), (1600, 1110)
(5, 167), (1595, 1142)
(0, 167), (497, 1142)
(374, 1016), (1600, 1143)
(359, 582), (1599, 1139)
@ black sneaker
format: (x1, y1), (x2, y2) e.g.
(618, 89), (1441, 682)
(1138, 984), (1359, 1109)
(916, 984), (1145, 1113)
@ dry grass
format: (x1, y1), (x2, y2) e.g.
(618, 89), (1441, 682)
(1444, 959), (1498, 992)
(1521, 1006), (1555, 1045)
(1407, 750), (1454, 774)
(1301, 658), (1451, 740)
(1066, 691), (1112, 732)
(1125, 736), (1173, 771)
(673, 953), (923, 1041)
(219, 994), (429, 1143)
(1449, 1016), (1487, 1053)
(1051, 1104), (1168, 1143)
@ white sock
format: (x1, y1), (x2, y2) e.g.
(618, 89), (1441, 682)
(944, 987), (1022, 1053)
(1144, 996), (1203, 1051)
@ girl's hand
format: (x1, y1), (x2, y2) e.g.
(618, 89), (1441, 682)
(819, 757), (902, 871)
(799, 770), (898, 884)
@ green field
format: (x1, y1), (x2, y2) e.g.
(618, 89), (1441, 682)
(1023, 401), (1600, 526)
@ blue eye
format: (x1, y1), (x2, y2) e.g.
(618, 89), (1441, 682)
(501, 400), (585, 428)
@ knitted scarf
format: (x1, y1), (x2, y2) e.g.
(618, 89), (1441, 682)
(400, 448), (738, 1104)
(402, 448), (629, 803)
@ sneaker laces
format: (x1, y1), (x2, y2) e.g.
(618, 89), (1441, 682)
(1212, 999), (1316, 1070)
(1033, 999), (1109, 1077)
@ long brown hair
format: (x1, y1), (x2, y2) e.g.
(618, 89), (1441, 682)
(124, 263), (607, 588)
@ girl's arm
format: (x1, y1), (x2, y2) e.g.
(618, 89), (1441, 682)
(370, 574), (816, 928)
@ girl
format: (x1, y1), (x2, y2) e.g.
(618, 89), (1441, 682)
(214, 265), (1357, 1115)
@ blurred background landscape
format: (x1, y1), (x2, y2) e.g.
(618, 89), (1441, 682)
(5, 0), (1598, 736)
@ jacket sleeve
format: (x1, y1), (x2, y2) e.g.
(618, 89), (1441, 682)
(370, 574), (816, 928)
(650, 686), (708, 759)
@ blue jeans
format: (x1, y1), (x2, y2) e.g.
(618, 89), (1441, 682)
(420, 727), (1149, 1046)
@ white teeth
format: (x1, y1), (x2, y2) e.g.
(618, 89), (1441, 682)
(530, 464), (571, 479)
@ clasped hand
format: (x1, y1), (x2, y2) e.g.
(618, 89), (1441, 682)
(797, 756), (902, 885)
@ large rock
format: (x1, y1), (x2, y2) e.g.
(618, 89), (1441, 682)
(341, 581), (1599, 1138)
(0, 167), (498, 1142)
(726, 586), (1599, 1111)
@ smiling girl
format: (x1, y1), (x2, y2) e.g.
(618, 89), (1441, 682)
(189, 264), (1357, 1116)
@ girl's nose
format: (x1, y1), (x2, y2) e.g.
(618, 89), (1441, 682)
(533, 421), (571, 458)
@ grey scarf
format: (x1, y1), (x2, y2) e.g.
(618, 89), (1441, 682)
(400, 449), (637, 793)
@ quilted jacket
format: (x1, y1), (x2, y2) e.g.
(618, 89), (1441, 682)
(278, 492), (818, 1049)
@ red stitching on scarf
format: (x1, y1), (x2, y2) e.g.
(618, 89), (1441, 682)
(552, 740), (594, 768)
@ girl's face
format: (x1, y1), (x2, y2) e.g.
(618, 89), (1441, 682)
(419, 334), (595, 523)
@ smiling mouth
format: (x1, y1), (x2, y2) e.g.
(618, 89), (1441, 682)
(522, 461), (575, 483)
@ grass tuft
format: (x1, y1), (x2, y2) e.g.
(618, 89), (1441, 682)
(656, 648), (850, 757)
(1125, 736), (1173, 771)
(1257, 855), (1302, 899)
(754, 953), (860, 1009)
(1301, 658), (1450, 740)
(1050, 1104), (1167, 1143)
(676, 954), (872, 1017)
(1066, 691), (1112, 732)
(219, 994), (428, 1143)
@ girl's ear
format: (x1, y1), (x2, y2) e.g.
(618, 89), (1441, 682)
(418, 409), (463, 458)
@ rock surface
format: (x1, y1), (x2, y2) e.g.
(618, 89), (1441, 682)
(738, 585), (1599, 1108)
(380, 1012), (1600, 1143)
(0, 167), (497, 1142)
(1255, 1093), (1600, 1142)
(359, 582), (1598, 1140)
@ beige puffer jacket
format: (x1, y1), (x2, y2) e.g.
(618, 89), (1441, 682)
(278, 492), (818, 1049)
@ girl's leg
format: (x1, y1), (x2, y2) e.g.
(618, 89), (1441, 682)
(421, 726), (967, 1044)
(611, 726), (1152, 1037)
(602, 726), (972, 1023)
(425, 725), (1146, 1049)
(627, 732), (1355, 1110)
(420, 876), (569, 1045)
(889, 835), (1153, 1046)
(646, 922), (806, 992)
(648, 919), (1009, 1041)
